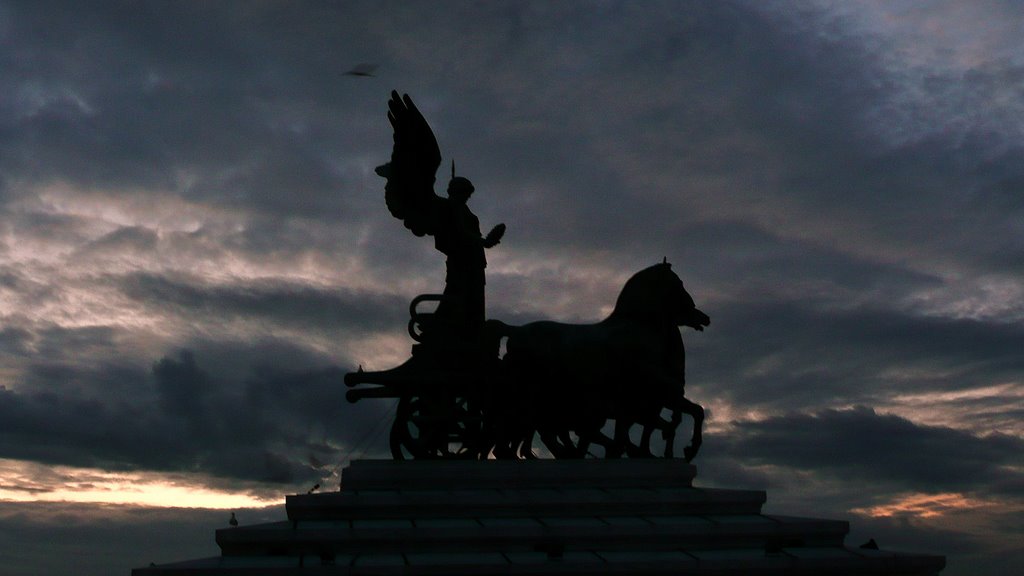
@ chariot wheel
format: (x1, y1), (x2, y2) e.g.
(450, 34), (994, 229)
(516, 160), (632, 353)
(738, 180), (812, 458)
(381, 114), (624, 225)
(389, 390), (487, 460)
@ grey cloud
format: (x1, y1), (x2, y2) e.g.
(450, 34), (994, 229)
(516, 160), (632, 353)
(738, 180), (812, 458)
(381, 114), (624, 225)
(153, 350), (209, 420)
(117, 272), (407, 335)
(571, 3), (1024, 277)
(78, 225), (159, 255)
(379, 0), (1024, 284)
(0, 325), (35, 356)
(663, 219), (945, 302)
(718, 406), (1024, 497)
(0, 325), (153, 410)
(0, 0), (385, 222)
(2, 0), (1022, 274)
(0, 341), (389, 484)
(690, 297), (1024, 414)
(693, 406), (1024, 575)
(8, 210), (98, 247)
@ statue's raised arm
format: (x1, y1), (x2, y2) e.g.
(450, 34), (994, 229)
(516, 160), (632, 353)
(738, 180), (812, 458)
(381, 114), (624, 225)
(374, 91), (445, 237)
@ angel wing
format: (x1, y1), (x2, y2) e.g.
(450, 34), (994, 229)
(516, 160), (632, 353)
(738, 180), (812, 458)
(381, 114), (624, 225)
(374, 91), (444, 237)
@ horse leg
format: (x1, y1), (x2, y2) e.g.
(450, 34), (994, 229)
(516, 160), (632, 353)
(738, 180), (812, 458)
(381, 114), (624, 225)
(572, 428), (595, 458)
(492, 437), (516, 459)
(677, 398), (704, 462)
(493, 412), (534, 459)
(557, 429), (587, 459)
(518, 429), (538, 459)
(540, 428), (577, 458)
(637, 423), (655, 457)
(662, 409), (682, 458)
(633, 401), (667, 458)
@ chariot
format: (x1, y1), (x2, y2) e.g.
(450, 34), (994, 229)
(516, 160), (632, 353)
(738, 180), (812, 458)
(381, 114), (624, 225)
(345, 294), (498, 459)
(345, 261), (709, 462)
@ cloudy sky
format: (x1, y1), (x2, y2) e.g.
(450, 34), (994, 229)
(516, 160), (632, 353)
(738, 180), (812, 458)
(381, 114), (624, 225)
(1, 1), (1022, 574)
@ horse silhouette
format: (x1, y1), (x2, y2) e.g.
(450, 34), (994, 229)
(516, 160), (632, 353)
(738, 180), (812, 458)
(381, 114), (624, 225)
(485, 262), (709, 460)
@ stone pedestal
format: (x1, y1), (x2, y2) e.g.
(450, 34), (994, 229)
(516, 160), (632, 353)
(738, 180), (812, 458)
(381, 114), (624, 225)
(133, 459), (945, 575)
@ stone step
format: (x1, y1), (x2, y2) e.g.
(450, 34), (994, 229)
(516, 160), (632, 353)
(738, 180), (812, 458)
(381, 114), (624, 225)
(286, 486), (766, 521)
(338, 459), (698, 491)
(133, 460), (946, 576)
(140, 548), (946, 576)
(216, 514), (849, 556)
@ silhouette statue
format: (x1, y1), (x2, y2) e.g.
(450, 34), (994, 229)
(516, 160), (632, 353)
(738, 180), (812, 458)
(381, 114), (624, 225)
(345, 92), (709, 462)
(374, 91), (505, 343)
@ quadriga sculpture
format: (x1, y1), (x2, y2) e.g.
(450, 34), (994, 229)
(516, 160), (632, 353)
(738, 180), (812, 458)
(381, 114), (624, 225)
(345, 91), (710, 461)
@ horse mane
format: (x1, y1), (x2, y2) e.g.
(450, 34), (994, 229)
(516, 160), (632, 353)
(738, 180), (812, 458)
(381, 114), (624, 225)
(606, 263), (675, 322)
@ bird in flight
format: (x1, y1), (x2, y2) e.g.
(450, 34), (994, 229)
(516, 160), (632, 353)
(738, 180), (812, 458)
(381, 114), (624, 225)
(344, 63), (378, 77)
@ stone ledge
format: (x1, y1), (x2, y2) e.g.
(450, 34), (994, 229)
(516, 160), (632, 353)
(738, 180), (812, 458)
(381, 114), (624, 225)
(338, 459), (698, 492)
(132, 460), (946, 576)
(216, 515), (849, 556)
(286, 487), (766, 521)
(137, 546), (945, 576)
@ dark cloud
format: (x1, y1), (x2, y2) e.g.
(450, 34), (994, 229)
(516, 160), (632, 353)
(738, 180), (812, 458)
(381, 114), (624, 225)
(117, 271), (407, 336)
(0, 0), (384, 222)
(0, 325), (35, 356)
(77, 225), (158, 256)
(689, 298), (1024, 414)
(717, 406), (1024, 497)
(7, 210), (98, 248)
(693, 406), (1024, 575)
(0, 342), (391, 485)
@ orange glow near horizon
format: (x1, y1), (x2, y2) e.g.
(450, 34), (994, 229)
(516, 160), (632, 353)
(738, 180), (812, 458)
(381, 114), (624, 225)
(0, 459), (282, 509)
(850, 492), (992, 519)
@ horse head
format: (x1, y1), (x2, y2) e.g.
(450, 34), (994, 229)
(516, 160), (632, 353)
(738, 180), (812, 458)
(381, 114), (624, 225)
(610, 262), (710, 330)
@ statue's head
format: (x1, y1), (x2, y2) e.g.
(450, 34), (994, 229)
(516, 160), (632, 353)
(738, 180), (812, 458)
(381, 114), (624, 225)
(447, 176), (475, 203)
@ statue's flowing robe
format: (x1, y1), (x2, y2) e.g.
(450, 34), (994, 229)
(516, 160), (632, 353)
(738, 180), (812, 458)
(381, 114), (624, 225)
(433, 199), (487, 339)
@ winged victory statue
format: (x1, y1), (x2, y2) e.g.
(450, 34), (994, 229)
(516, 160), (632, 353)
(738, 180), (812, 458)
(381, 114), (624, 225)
(374, 91), (506, 345)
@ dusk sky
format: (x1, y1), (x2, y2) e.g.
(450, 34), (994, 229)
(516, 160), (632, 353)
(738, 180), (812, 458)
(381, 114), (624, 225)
(1, 1), (1022, 574)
